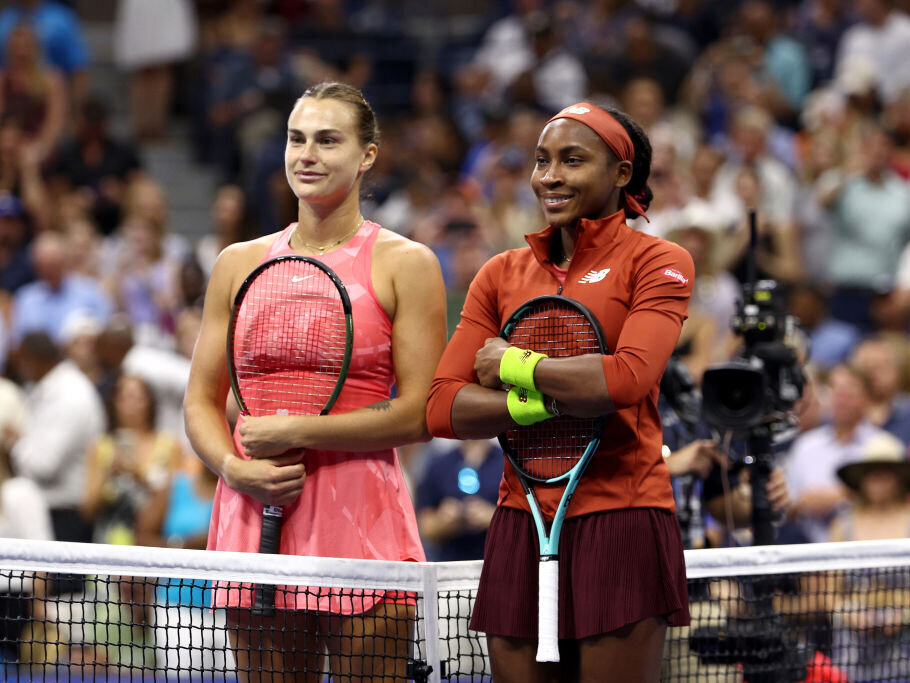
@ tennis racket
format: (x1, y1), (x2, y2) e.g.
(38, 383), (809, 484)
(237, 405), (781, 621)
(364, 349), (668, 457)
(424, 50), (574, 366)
(497, 295), (608, 662)
(227, 255), (353, 616)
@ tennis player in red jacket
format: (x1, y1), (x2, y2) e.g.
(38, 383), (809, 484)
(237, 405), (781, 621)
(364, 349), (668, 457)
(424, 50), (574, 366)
(427, 102), (693, 682)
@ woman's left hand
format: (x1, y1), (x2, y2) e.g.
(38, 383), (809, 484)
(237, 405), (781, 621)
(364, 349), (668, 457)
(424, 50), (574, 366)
(239, 415), (302, 458)
(474, 337), (510, 389)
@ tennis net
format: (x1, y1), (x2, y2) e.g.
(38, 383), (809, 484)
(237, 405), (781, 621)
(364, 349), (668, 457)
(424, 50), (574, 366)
(0, 538), (909, 681)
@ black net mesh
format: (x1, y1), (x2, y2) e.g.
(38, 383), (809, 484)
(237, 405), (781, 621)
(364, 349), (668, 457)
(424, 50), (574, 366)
(1, 543), (909, 681)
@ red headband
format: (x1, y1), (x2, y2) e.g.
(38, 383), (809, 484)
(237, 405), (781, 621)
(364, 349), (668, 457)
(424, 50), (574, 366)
(547, 103), (649, 221)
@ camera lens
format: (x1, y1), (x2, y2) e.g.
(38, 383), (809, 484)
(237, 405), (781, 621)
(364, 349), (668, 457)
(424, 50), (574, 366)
(701, 362), (768, 430)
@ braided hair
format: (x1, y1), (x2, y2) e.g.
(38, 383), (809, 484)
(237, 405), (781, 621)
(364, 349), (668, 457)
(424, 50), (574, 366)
(604, 107), (653, 220)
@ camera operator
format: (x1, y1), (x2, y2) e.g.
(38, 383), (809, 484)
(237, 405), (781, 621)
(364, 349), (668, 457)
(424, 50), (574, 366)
(660, 357), (791, 549)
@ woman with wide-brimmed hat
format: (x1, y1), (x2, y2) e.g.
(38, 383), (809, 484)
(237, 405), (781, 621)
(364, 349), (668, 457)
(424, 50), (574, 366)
(828, 432), (910, 681)
(830, 431), (910, 542)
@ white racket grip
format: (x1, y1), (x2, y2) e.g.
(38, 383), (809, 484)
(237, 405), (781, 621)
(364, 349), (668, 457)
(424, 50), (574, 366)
(536, 559), (560, 662)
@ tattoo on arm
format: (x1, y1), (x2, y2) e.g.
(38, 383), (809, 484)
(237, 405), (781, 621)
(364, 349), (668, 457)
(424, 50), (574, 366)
(366, 400), (392, 412)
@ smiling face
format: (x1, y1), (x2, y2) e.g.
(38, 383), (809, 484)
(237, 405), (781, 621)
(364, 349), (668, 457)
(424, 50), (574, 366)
(530, 118), (631, 229)
(284, 97), (377, 208)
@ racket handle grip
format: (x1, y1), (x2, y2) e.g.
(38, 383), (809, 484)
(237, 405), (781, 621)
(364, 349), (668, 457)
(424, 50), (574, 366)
(536, 558), (560, 662)
(252, 506), (284, 616)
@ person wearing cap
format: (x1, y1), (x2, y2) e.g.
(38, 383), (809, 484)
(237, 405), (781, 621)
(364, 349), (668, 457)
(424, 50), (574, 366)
(427, 102), (692, 680)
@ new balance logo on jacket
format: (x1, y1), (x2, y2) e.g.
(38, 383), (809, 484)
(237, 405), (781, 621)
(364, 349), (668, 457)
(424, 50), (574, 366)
(578, 268), (611, 284)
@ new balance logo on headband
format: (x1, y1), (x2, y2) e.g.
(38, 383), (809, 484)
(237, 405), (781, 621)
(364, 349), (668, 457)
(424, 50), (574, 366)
(579, 268), (611, 284)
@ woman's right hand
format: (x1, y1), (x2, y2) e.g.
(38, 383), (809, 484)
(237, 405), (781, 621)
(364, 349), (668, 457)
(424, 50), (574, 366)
(221, 453), (306, 507)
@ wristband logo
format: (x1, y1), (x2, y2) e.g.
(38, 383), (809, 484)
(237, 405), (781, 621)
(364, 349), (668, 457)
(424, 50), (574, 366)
(518, 388), (529, 403)
(520, 350), (533, 364)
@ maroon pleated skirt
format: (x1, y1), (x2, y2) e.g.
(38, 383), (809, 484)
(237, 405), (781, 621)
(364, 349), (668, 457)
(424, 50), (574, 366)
(470, 506), (690, 640)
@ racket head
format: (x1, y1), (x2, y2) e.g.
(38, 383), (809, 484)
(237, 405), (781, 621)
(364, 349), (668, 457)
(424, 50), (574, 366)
(498, 295), (608, 483)
(227, 255), (353, 418)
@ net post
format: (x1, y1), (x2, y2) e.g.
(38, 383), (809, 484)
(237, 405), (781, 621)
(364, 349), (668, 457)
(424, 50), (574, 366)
(419, 562), (442, 683)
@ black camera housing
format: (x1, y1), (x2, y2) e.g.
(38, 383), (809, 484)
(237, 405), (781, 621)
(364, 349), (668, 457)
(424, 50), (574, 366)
(700, 279), (805, 433)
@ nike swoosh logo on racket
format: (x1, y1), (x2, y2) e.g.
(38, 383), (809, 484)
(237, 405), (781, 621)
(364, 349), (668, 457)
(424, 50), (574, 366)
(291, 274), (316, 282)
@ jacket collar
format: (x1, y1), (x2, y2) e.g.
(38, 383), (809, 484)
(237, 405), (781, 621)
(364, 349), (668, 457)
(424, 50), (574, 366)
(525, 210), (628, 266)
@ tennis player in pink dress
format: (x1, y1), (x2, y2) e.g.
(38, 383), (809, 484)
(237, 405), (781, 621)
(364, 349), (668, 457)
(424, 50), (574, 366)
(184, 82), (447, 682)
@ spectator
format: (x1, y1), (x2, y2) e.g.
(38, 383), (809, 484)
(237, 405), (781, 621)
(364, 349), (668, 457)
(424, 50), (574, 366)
(104, 212), (181, 344)
(82, 373), (181, 547)
(783, 363), (894, 543)
(710, 106), (798, 236)
(416, 438), (500, 562)
(0, 194), (34, 294)
(81, 373), (181, 667)
(665, 200), (740, 377)
(620, 77), (699, 163)
(736, 0), (812, 119)
(61, 215), (102, 280)
(831, 431), (910, 541)
(475, 146), (543, 252)
(60, 310), (102, 386)
(0, 0), (89, 103)
(11, 230), (112, 345)
(195, 184), (251, 276)
(793, 0), (853, 87)
(0, 375), (51, 677)
(9, 331), (105, 545)
(454, 0), (545, 109)
(0, 23), (65, 164)
(849, 336), (910, 445)
(821, 122), (910, 333)
(206, 17), (299, 181)
(0, 114), (51, 232)
(586, 13), (692, 106)
(829, 432), (910, 682)
(93, 313), (196, 443)
(137, 459), (228, 673)
(47, 97), (144, 236)
(508, 10), (587, 113)
(834, 0), (910, 105)
(113, 0), (197, 141)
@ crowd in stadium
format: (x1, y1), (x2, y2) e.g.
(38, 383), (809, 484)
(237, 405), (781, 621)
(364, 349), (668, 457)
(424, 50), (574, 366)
(0, 0), (908, 675)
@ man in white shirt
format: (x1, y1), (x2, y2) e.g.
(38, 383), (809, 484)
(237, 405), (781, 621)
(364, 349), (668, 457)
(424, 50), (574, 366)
(10, 331), (105, 545)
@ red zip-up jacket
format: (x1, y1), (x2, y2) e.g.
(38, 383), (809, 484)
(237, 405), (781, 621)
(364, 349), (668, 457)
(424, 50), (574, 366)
(426, 211), (694, 520)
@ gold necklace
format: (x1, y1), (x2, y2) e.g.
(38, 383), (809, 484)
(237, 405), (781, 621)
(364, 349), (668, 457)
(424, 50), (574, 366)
(294, 219), (364, 255)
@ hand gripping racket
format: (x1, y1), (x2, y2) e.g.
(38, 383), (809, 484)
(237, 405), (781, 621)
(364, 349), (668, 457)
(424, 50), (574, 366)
(497, 295), (608, 662)
(227, 255), (353, 616)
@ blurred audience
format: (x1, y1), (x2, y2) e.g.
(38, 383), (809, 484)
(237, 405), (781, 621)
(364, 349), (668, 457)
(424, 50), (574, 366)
(0, 0), (89, 104)
(0, 23), (66, 164)
(416, 439), (500, 562)
(47, 97), (144, 236)
(82, 373), (181, 546)
(113, 0), (197, 141)
(9, 331), (104, 545)
(783, 363), (895, 543)
(849, 336), (910, 446)
(11, 230), (112, 345)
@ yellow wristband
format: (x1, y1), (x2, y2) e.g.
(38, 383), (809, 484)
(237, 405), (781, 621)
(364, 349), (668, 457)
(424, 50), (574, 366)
(507, 386), (555, 426)
(500, 346), (548, 391)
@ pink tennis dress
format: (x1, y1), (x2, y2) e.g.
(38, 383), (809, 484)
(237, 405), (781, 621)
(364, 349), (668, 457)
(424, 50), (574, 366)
(208, 220), (425, 612)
